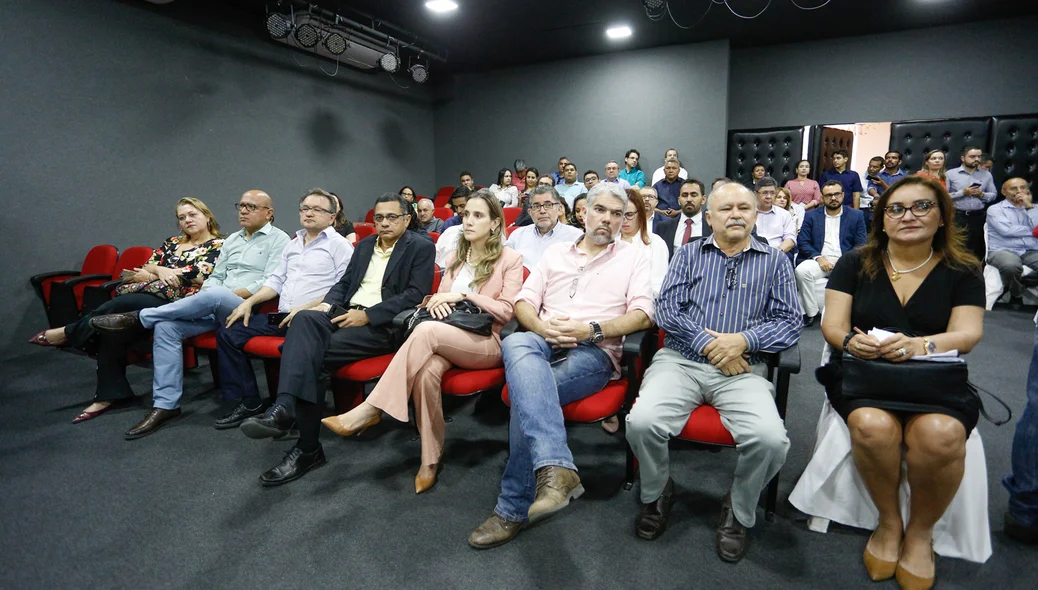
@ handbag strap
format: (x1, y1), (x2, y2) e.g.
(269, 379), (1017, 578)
(968, 381), (1013, 426)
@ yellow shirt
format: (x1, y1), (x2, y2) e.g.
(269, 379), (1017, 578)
(349, 238), (394, 308)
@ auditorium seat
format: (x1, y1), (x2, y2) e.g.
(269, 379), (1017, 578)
(185, 298), (280, 390)
(434, 186), (455, 207)
(889, 117), (992, 172)
(624, 330), (801, 519)
(505, 225), (521, 238)
(433, 207), (453, 222)
(364, 209), (375, 224)
(79, 246), (155, 314)
(428, 231), (440, 243)
(727, 127), (805, 187)
(353, 223), (377, 242)
(988, 114), (1038, 191)
(502, 207), (521, 227)
(30, 244), (119, 328)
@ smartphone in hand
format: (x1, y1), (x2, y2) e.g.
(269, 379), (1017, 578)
(268, 312), (289, 325)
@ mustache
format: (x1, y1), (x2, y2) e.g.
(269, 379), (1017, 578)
(725, 220), (747, 228)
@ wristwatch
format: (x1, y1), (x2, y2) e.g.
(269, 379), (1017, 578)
(922, 337), (936, 355)
(588, 321), (605, 344)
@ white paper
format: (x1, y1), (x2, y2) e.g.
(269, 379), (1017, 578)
(866, 328), (963, 362)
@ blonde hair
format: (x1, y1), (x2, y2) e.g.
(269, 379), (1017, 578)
(176, 197), (222, 239)
(774, 187), (793, 211)
(448, 189), (505, 290)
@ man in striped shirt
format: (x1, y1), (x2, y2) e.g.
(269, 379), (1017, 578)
(626, 182), (802, 563)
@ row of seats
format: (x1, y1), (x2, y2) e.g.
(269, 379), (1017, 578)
(364, 206), (524, 227)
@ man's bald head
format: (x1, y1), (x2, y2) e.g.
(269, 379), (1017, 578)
(416, 198), (436, 223)
(237, 189), (274, 232)
(1002, 177), (1032, 207)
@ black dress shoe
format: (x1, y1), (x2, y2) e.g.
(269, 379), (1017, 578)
(259, 445), (326, 487)
(636, 478), (675, 540)
(125, 408), (182, 440)
(716, 493), (749, 563)
(214, 401), (267, 430)
(90, 311), (145, 338)
(240, 404), (295, 439)
(1005, 512), (1038, 544)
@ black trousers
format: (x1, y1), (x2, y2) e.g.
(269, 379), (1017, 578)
(954, 209), (987, 265)
(276, 309), (396, 404)
(62, 293), (167, 402)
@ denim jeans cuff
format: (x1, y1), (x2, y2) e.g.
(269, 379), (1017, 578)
(532, 459), (577, 472)
(493, 505), (527, 524)
(152, 400), (181, 411)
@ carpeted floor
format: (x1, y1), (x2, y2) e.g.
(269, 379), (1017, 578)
(2, 309), (1037, 589)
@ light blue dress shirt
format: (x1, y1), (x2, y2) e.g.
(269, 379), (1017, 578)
(987, 200), (1038, 256)
(947, 166), (996, 211)
(203, 222), (290, 295)
(265, 227), (355, 312)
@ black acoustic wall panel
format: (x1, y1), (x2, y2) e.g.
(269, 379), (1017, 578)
(989, 114), (1038, 190)
(727, 127), (805, 188)
(888, 117), (991, 172)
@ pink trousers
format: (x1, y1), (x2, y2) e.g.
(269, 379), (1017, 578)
(365, 321), (502, 465)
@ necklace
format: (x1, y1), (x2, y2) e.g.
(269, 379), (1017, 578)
(886, 248), (933, 282)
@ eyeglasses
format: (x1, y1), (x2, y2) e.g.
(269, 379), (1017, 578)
(725, 257), (742, 290)
(529, 202), (557, 212)
(373, 213), (406, 223)
(622, 211), (638, 220)
(569, 266), (586, 298)
(883, 200), (937, 219)
(822, 191), (844, 198)
(235, 202), (271, 212)
(299, 205), (333, 215)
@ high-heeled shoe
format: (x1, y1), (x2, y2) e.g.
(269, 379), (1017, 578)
(72, 404), (112, 424)
(320, 413), (381, 438)
(414, 463), (444, 495)
(28, 330), (63, 347)
(895, 543), (935, 590)
(863, 532), (898, 581)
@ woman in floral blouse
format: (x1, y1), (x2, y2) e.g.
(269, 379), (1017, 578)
(29, 197), (223, 423)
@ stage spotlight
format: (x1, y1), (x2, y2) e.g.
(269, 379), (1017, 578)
(643, 0), (666, 9)
(380, 52), (400, 73)
(325, 31), (348, 55)
(266, 12), (292, 39)
(294, 23), (319, 48)
(410, 64), (428, 84)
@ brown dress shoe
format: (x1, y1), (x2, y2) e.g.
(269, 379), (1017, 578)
(716, 493), (749, 563)
(636, 478), (675, 540)
(863, 532), (898, 581)
(895, 543), (935, 590)
(414, 463), (443, 495)
(90, 311), (144, 338)
(527, 466), (584, 523)
(125, 408), (181, 440)
(468, 514), (523, 550)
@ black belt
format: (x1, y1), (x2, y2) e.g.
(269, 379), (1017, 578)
(955, 209), (985, 216)
(348, 304), (367, 310)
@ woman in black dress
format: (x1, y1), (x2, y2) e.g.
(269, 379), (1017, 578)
(820, 175), (984, 589)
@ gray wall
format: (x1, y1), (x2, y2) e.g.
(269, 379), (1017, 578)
(729, 16), (1038, 130)
(433, 41), (731, 191)
(0, 0), (436, 360)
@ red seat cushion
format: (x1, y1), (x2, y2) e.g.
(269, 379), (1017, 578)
(186, 331), (218, 350)
(501, 379), (627, 423)
(333, 354), (395, 381)
(243, 336), (285, 358)
(442, 367), (505, 396)
(677, 405), (736, 446)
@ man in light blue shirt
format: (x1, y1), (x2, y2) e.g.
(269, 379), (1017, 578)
(555, 162), (588, 208)
(947, 145), (998, 262)
(987, 178), (1038, 305)
(215, 190), (354, 428)
(603, 160), (631, 190)
(91, 189), (291, 439)
(506, 185), (584, 270)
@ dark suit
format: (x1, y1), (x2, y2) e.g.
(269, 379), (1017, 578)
(277, 230), (435, 404)
(796, 207), (867, 265)
(654, 214), (712, 258)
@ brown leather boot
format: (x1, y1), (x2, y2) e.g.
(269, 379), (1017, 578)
(527, 466), (584, 523)
(468, 514), (523, 550)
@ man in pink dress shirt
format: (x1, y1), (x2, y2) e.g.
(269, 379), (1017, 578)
(468, 182), (655, 550)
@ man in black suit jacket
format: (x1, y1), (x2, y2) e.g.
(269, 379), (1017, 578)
(241, 194), (435, 486)
(653, 179), (711, 258)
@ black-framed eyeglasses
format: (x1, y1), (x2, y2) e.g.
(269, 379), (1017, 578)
(530, 202), (557, 212)
(299, 205), (333, 215)
(235, 202), (271, 212)
(622, 211), (638, 220)
(884, 200), (937, 219)
(725, 257), (742, 290)
(823, 191), (844, 198)
(373, 213), (406, 223)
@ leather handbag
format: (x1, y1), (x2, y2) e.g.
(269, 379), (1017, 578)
(838, 352), (1010, 425)
(403, 299), (494, 340)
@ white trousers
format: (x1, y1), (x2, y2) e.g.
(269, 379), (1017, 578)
(795, 259), (830, 317)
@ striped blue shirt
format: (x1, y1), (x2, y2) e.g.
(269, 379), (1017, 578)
(656, 235), (803, 365)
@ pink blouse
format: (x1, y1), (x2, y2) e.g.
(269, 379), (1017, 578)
(785, 178), (821, 206)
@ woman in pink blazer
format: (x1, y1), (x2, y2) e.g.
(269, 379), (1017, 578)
(323, 190), (525, 493)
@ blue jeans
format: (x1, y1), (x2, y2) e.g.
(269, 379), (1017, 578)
(139, 287), (244, 410)
(1005, 323), (1038, 527)
(493, 332), (613, 523)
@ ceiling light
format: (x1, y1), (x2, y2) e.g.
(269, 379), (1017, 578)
(325, 31), (348, 55)
(425, 1), (459, 13)
(410, 64), (428, 84)
(380, 53), (400, 73)
(606, 26), (632, 39)
(266, 12), (292, 39)
(294, 23), (319, 48)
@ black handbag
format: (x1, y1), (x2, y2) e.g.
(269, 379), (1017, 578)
(838, 352), (1011, 426)
(402, 299), (494, 340)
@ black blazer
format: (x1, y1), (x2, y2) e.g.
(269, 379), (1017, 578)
(654, 214), (712, 258)
(324, 230), (435, 327)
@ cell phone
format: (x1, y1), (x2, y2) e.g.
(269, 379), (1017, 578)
(969, 182), (982, 188)
(328, 304), (348, 318)
(550, 350), (571, 366)
(268, 312), (289, 325)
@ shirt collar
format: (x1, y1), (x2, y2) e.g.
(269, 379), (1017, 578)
(700, 234), (770, 256)
(824, 207), (843, 219)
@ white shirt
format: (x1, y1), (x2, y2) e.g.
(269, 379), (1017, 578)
(489, 184), (520, 208)
(672, 211), (704, 250)
(449, 262), (477, 294)
(434, 225), (507, 268)
(506, 222), (585, 270)
(626, 233), (670, 298)
(754, 207), (796, 249)
(651, 166), (689, 186)
(820, 208), (843, 261)
(603, 177), (632, 190)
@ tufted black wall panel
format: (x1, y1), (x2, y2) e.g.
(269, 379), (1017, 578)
(989, 115), (1038, 190)
(727, 127), (805, 188)
(888, 118), (991, 173)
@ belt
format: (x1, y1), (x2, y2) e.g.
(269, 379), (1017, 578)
(955, 209), (985, 216)
(348, 304), (367, 310)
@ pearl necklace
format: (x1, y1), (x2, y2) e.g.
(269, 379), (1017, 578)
(885, 248), (934, 282)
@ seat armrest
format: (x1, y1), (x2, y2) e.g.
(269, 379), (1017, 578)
(500, 318), (521, 340)
(776, 344), (801, 374)
(59, 273), (113, 288)
(93, 278), (126, 292)
(29, 270), (80, 287)
(392, 308), (418, 330)
(621, 328), (656, 360)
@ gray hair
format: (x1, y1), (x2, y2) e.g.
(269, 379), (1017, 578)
(665, 157), (682, 168)
(586, 182), (628, 210)
(639, 186), (658, 198)
(605, 160), (620, 167)
(530, 184), (563, 206)
(753, 176), (779, 192)
(417, 197), (434, 207)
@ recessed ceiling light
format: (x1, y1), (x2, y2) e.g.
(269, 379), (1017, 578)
(606, 25), (632, 40)
(425, 0), (459, 13)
